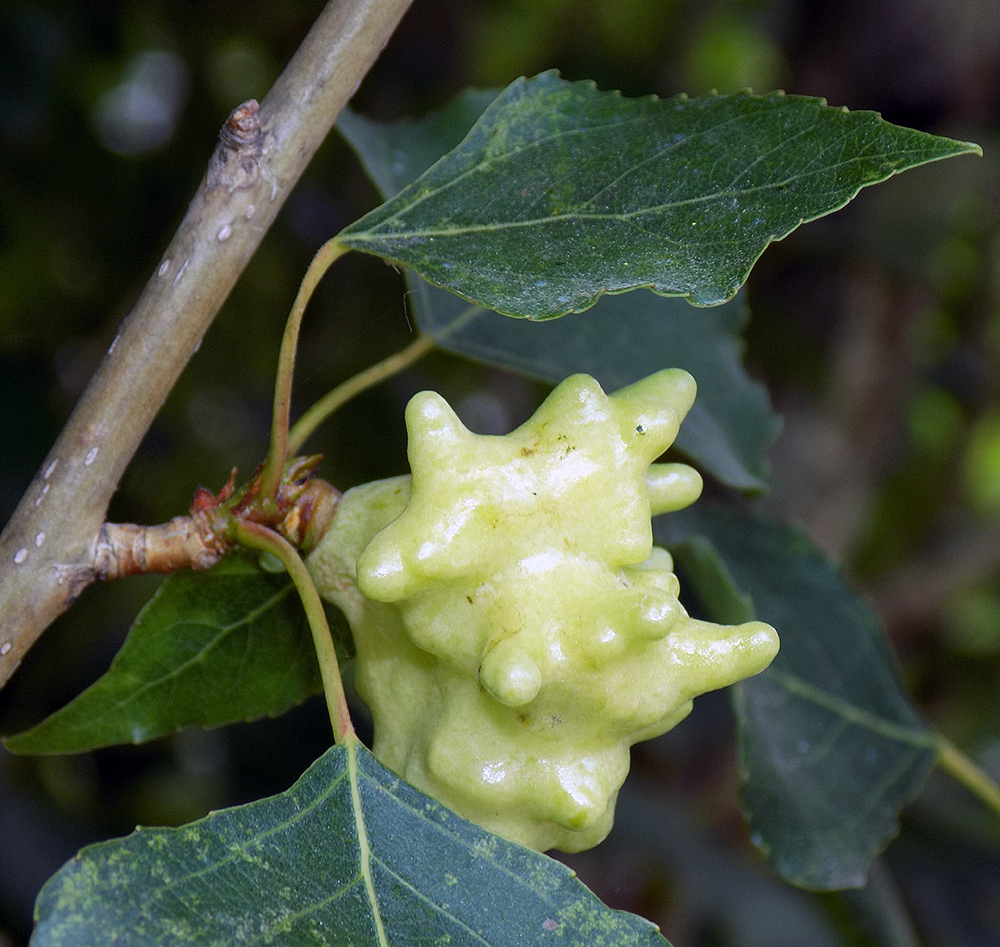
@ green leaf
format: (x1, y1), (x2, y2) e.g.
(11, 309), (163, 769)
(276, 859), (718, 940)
(661, 507), (939, 891)
(338, 71), (980, 318)
(337, 88), (500, 199)
(4, 553), (321, 754)
(666, 530), (755, 625)
(425, 289), (778, 489)
(339, 93), (781, 489)
(32, 739), (671, 947)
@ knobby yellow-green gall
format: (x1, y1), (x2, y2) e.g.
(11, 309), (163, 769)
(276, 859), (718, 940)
(308, 370), (778, 852)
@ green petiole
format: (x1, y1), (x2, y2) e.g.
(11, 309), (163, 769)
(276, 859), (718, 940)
(232, 519), (354, 745)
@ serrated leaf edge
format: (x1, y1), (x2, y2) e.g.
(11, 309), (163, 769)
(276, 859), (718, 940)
(340, 72), (980, 318)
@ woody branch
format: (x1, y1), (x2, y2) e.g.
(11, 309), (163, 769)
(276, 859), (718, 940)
(0, 0), (414, 688)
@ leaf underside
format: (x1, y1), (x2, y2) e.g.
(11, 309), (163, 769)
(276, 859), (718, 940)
(4, 553), (321, 754)
(339, 71), (979, 318)
(32, 739), (671, 947)
(417, 285), (778, 489)
(662, 507), (938, 891)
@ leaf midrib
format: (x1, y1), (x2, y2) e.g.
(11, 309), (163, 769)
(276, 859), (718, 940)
(348, 738), (391, 947)
(343, 154), (923, 245)
(765, 667), (937, 749)
(346, 98), (952, 246)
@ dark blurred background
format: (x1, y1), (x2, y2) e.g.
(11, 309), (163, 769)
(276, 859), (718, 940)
(2, 1), (1000, 944)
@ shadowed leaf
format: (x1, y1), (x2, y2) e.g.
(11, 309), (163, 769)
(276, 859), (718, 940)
(662, 507), (939, 890)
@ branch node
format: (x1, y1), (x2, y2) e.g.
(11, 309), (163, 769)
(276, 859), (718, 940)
(206, 99), (268, 194)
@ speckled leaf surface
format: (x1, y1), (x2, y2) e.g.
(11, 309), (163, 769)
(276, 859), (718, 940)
(338, 71), (979, 318)
(662, 508), (938, 891)
(32, 740), (671, 947)
(4, 553), (320, 754)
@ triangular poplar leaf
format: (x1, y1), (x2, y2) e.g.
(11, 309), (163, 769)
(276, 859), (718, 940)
(661, 507), (939, 890)
(338, 93), (781, 489)
(3, 553), (322, 754)
(338, 71), (979, 318)
(32, 739), (672, 947)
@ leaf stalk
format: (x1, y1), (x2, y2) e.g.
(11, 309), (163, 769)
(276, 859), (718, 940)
(232, 520), (355, 744)
(289, 333), (435, 453)
(937, 735), (1000, 821)
(261, 239), (349, 499)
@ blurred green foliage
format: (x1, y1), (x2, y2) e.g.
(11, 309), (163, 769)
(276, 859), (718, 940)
(964, 411), (1000, 513)
(2, 1), (1000, 945)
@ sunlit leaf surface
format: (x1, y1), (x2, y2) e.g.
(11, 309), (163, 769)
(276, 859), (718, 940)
(339, 91), (781, 489)
(339, 72), (979, 317)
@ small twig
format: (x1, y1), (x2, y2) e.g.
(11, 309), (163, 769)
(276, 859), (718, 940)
(93, 518), (230, 580)
(89, 458), (340, 582)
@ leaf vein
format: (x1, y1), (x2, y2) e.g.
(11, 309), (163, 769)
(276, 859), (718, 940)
(75, 581), (297, 732)
(123, 768), (350, 915)
(766, 667), (934, 747)
(350, 740), (391, 947)
(367, 859), (494, 946)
